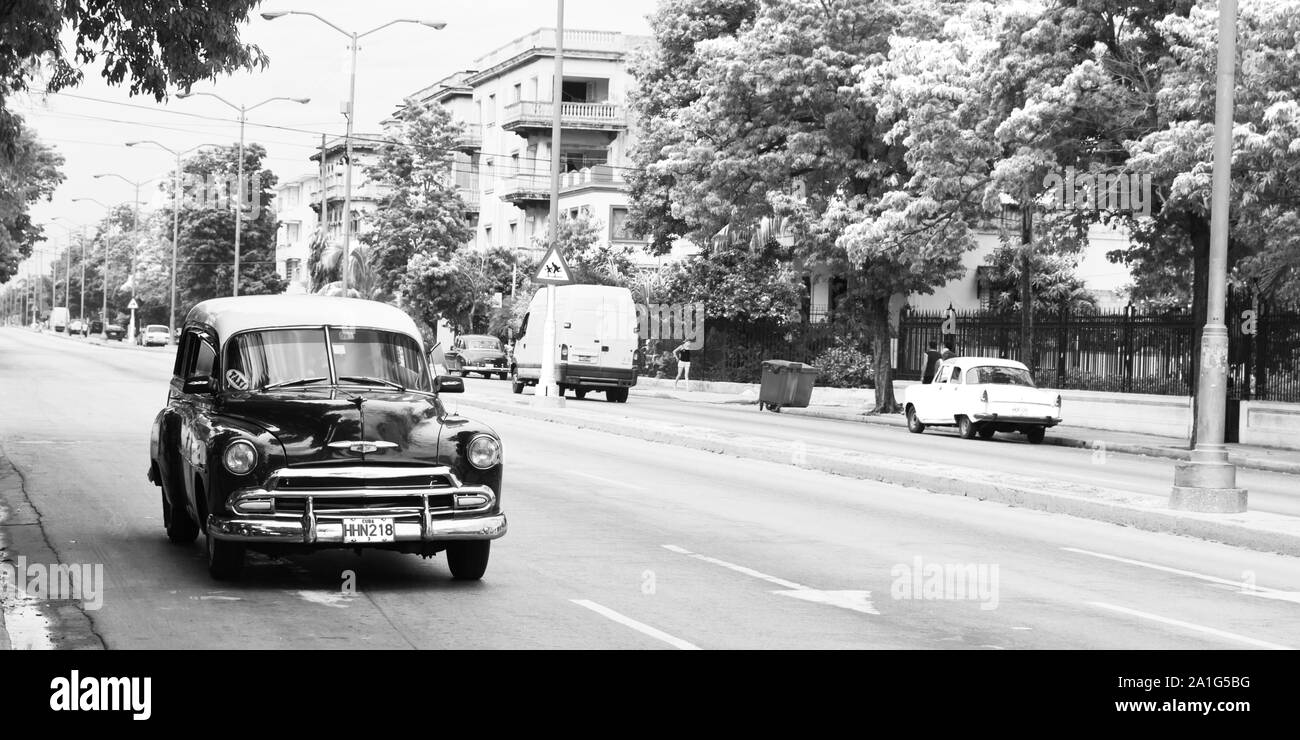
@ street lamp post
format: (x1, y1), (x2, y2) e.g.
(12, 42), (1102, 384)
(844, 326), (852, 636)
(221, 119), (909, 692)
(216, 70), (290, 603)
(261, 10), (445, 296)
(93, 174), (152, 336)
(126, 141), (217, 343)
(1171, 0), (1246, 513)
(176, 93), (309, 296)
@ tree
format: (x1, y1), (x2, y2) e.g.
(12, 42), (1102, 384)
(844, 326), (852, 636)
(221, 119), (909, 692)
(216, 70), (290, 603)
(0, 1), (268, 154)
(362, 97), (473, 298)
(402, 246), (521, 336)
(158, 143), (284, 316)
(1, 124), (64, 284)
(538, 213), (634, 287)
(632, 0), (989, 412)
(983, 240), (1098, 315)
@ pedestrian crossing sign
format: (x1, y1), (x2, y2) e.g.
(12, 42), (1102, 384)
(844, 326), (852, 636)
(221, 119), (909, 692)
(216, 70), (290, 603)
(534, 246), (574, 285)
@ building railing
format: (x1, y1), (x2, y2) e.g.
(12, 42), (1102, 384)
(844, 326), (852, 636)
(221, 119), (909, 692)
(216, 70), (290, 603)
(499, 173), (551, 201)
(501, 100), (626, 130)
(472, 28), (641, 70)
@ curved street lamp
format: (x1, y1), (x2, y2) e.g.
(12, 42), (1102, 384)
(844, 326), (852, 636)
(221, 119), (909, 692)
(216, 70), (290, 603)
(261, 10), (445, 296)
(176, 92), (310, 295)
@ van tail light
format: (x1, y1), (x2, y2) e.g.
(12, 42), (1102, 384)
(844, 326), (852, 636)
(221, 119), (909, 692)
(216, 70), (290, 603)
(560, 344), (568, 361)
(980, 390), (988, 403)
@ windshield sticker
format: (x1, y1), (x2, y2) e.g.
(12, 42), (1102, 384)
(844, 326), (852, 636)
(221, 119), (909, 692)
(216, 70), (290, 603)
(333, 344), (347, 355)
(338, 326), (356, 341)
(225, 369), (249, 391)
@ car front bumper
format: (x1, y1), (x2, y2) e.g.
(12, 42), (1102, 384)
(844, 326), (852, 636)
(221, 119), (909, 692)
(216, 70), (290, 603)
(208, 465), (508, 545)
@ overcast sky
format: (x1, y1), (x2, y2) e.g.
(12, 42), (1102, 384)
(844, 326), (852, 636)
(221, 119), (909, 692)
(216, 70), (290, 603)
(15, 0), (659, 275)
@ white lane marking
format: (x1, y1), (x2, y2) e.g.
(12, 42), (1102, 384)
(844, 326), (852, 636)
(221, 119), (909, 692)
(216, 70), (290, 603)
(775, 589), (880, 615)
(663, 545), (804, 589)
(570, 599), (701, 650)
(1088, 601), (1292, 650)
(294, 591), (351, 609)
(568, 470), (648, 491)
(1063, 547), (1300, 602)
(663, 545), (878, 614)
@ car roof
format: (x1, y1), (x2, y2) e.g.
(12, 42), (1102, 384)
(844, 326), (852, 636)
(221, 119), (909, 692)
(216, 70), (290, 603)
(942, 356), (1030, 370)
(459, 334), (499, 340)
(187, 295), (422, 345)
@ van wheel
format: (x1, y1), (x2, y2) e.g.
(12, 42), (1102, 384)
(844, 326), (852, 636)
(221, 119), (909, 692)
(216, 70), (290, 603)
(574, 388), (587, 400)
(607, 388), (629, 403)
(1025, 427), (1046, 444)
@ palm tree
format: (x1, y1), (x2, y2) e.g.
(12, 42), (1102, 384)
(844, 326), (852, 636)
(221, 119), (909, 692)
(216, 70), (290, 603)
(315, 242), (387, 301)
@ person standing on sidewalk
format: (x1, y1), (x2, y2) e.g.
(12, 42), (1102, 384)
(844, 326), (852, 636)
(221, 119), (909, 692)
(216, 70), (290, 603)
(673, 340), (692, 389)
(922, 341), (941, 384)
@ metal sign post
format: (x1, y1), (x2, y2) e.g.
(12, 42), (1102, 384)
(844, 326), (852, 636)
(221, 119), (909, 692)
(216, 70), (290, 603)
(533, 246), (573, 406)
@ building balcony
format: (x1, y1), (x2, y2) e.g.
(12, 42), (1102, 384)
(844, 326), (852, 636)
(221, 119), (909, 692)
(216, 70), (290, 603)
(499, 173), (551, 205)
(501, 100), (627, 134)
(458, 186), (480, 213)
(454, 128), (483, 152)
(308, 182), (387, 203)
(471, 29), (646, 75)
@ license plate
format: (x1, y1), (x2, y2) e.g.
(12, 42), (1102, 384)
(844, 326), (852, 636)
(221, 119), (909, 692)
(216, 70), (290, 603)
(576, 354), (596, 363)
(1011, 407), (1027, 415)
(342, 517), (396, 543)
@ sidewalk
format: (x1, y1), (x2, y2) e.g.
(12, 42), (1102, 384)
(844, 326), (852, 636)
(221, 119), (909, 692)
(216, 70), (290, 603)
(631, 377), (1300, 475)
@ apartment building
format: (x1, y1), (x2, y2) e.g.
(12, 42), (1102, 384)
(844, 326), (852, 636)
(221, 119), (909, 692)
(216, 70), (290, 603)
(273, 173), (318, 294)
(307, 134), (388, 247)
(404, 28), (652, 264)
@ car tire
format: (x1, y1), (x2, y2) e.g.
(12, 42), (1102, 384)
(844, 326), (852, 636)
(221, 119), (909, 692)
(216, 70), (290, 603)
(446, 540), (490, 580)
(606, 387), (629, 403)
(498, 372), (508, 380)
(958, 416), (977, 439)
(206, 532), (245, 580)
(906, 406), (925, 434)
(977, 426), (997, 440)
(161, 484), (199, 544)
(1025, 427), (1046, 444)
(574, 388), (587, 400)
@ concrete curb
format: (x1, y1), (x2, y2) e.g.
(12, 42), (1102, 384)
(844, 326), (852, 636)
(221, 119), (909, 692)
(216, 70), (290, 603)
(458, 395), (1300, 558)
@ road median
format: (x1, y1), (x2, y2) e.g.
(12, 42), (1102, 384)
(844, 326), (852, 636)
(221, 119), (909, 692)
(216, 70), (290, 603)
(458, 394), (1300, 558)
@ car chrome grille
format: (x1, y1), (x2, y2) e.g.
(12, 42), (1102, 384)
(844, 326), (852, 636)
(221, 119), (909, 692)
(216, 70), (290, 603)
(274, 493), (455, 515)
(273, 473), (454, 490)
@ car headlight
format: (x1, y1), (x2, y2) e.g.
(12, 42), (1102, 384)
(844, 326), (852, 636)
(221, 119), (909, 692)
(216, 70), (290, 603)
(222, 439), (258, 475)
(467, 434), (502, 469)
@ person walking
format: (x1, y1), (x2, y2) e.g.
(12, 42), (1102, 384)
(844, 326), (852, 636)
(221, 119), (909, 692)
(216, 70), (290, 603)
(922, 341), (942, 384)
(673, 340), (693, 389)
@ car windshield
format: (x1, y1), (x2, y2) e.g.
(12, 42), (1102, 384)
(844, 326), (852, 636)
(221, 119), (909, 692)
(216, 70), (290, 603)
(968, 365), (1036, 386)
(224, 327), (432, 392)
(147, 325), (168, 333)
(465, 337), (501, 350)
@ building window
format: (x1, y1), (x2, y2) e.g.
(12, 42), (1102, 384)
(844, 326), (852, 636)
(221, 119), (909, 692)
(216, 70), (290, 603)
(610, 207), (634, 242)
(512, 82), (521, 103)
(509, 222), (518, 247)
(484, 225), (493, 247)
(285, 258), (302, 282)
(286, 222), (301, 243)
(487, 94), (496, 124)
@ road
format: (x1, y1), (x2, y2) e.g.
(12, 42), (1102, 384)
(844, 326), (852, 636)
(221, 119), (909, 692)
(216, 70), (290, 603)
(2, 325), (1299, 650)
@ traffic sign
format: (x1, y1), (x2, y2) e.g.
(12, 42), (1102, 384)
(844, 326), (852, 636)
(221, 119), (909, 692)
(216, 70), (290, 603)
(534, 246), (573, 285)
(127, 298), (139, 310)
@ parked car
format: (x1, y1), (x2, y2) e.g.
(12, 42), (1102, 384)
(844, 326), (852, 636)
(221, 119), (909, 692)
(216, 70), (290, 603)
(137, 324), (170, 346)
(446, 334), (509, 379)
(903, 357), (1062, 443)
(147, 295), (506, 580)
(50, 306), (69, 333)
(511, 284), (638, 402)
(104, 323), (125, 341)
(68, 319), (87, 336)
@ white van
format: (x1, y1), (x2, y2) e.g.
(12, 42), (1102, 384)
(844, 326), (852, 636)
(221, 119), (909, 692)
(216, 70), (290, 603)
(49, 306), (69, 333)
(510, 284), (638, 402)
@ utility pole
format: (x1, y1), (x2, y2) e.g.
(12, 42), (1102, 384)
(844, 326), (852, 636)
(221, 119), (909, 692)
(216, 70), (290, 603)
(1171, 0), (1246, 513)
(319, 134), (328, 291)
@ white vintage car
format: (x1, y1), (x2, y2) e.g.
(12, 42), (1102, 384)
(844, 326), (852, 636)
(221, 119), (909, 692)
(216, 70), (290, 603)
(904, 357), (1062, 443)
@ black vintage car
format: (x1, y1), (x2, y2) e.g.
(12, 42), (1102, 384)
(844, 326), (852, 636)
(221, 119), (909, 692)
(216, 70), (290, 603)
(148, 295), (507, 580)
(445, 334), (509, 379)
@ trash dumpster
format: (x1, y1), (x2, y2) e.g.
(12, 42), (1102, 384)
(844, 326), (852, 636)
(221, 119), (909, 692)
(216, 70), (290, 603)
(788, 363), (818, 408)
(759, 360), (808, 412)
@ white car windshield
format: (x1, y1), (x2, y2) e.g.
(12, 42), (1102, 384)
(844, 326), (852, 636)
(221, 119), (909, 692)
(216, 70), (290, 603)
(464, 337), (501, 350)
(224, 327), (432, 392)
(968, 366), (1036, 386)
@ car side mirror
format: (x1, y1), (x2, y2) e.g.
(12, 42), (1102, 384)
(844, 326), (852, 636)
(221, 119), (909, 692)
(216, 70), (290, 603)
(183, 374), (214, 395)
(435, 375), (464, 394)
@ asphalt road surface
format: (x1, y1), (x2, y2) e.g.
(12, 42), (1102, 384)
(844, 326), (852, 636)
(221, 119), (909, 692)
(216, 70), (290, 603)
(2, 326), (1298, 650)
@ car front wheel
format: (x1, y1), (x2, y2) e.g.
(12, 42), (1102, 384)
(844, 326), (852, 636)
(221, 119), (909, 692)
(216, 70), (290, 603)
(1025, 427), (1046, 444)
(906, 406), (925, 434)
(978, 426), (996, 440)
(446, 540), (490, 580)
(161, 484), (198, 544)
(206, 532), (245, 580)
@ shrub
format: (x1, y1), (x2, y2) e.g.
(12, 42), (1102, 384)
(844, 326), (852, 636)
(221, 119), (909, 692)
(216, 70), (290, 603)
(810, 344), (874, 388)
